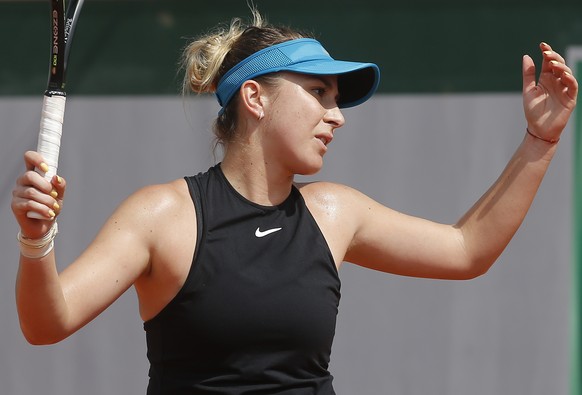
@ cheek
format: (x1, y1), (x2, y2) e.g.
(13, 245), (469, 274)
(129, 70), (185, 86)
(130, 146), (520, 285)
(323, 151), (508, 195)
(275, 85), (320, 119)
(268, 88), (323, 137)
(270, 107), (306, 138)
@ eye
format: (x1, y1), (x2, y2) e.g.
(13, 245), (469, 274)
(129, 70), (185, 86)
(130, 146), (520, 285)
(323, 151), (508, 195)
(312, 87), (327, 97)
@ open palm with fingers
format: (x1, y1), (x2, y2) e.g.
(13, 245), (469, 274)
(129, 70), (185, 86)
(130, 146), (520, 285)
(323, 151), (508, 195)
(522, 42), (578, 142)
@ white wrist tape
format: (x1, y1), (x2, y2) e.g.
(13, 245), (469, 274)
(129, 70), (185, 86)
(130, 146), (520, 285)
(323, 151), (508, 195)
(17, 222), (59, 259)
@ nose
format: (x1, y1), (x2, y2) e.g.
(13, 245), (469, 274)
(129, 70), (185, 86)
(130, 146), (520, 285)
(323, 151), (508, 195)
(324, 106), (345, 129)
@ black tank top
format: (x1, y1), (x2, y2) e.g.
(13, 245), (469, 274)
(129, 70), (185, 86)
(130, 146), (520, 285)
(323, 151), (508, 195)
(144, 165), (341, 394)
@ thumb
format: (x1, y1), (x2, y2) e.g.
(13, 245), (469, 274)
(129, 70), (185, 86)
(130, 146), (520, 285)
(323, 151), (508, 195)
(522, 54), (537, 95)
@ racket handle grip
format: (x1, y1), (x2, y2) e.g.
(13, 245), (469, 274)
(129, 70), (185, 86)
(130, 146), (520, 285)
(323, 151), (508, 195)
(28, 94), (66, 220)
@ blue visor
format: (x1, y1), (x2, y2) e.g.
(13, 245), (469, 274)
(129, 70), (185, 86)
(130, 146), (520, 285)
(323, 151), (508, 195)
(215, 38), (380, 114)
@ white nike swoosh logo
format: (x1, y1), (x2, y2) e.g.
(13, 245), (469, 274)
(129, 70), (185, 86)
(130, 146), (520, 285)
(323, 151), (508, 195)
(255, 227), (282, 238)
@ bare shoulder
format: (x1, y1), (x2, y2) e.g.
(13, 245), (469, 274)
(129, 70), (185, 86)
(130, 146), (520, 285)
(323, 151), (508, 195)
(296, 181), (370, 215)
(105, 178), (195, 261)
(296, 180), (355, 201)
(296, 181), (370, 266)
(124, 178), (192, 218)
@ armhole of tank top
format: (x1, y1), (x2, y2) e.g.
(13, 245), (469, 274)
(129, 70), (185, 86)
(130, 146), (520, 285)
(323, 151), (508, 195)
(184, 176), (204, 267)
(296, 188), (340, 277)
(142, 178), (205, 327)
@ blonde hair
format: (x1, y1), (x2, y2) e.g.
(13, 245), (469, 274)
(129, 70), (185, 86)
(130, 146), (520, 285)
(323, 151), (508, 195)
(181, 8), (311, 147)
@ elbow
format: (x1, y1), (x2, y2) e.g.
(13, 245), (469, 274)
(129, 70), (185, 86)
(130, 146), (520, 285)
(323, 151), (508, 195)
(16, 302), (72, 345)
(22, 332), (65, 346)
(19, 322), (68, 346)
(461, 266), (490, 280)
(451, 238), (498, 280)
(457, 258), (495, 280)
(24, 336), (57, 346)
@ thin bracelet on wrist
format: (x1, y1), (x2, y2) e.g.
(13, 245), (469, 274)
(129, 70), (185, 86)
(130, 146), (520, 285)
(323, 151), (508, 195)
(526, 127), (560, 144)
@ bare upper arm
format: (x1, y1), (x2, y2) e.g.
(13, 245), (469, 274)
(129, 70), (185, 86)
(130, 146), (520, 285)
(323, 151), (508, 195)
(58, 178), (195, 332)
(300, 182), (473, 279)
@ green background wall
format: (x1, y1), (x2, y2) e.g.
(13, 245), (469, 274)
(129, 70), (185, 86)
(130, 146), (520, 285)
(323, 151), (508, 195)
(2, 0), (582, 96)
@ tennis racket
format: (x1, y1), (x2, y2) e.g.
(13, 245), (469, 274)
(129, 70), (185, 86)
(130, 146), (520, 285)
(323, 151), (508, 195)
(29, 0), (85, 219)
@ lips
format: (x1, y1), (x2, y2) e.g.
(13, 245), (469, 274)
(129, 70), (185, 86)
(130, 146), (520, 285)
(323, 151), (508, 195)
(316, 133), (333, 146)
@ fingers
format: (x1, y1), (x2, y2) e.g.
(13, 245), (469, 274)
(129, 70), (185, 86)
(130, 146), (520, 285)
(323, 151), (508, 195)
(24, 150), (48, 172)
(542, 44), (580, 101)
(13, 152), (67, 223)
(562, 70), (579, 101)
(51, 174), (66, 215)
(537, 42), (578, 102)
(13, 175), (61, 220)
(522, 54), (536, 95)
(540, 42), (565, 64)
(539, 43), (570, 78)
(522, 42), (578, 141)
(549, 61), (579, 100)
(542, 49), (570, 75)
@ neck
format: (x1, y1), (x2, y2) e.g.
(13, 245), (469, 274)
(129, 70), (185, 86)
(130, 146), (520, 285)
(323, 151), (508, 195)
(220, 148), (295, 206)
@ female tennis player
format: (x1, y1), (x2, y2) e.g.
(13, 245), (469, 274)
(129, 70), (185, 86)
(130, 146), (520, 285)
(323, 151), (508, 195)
(11, 10), (578, 395)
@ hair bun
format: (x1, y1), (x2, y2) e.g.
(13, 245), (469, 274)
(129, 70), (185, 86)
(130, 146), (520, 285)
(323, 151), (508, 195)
(181, 18), (246, 95)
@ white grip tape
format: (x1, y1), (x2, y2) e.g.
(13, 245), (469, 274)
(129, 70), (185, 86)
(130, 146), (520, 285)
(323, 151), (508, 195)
(28, 95), (66, 220)
(37, 95), (66, 180)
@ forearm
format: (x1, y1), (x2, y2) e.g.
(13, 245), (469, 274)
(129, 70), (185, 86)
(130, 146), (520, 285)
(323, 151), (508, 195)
(16, 250), (71, 345)
(456, 131), (558, 274)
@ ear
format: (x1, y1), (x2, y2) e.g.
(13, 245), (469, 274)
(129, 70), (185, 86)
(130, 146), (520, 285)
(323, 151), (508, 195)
(240, 80), (265, 120)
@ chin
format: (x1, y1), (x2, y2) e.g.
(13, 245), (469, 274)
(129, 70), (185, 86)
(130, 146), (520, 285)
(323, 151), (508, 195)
(294, 161), (324, 176)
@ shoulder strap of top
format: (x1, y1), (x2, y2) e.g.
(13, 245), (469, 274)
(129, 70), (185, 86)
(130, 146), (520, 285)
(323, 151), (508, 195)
(184, 175), (205, 263)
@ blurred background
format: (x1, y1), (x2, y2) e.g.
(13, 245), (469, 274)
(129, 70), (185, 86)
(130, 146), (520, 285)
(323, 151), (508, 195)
(1, 1), (581, 394)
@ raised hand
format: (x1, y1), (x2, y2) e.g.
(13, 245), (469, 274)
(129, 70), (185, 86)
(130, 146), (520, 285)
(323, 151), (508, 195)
(522, 42), (578, 143)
